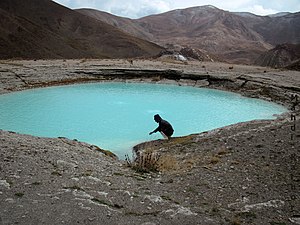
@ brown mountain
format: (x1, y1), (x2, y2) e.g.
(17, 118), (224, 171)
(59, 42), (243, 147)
(239, 12), (300, 46)
(0, 0), (163, 59)
(78, 6), (300, 64)
(254, 43), (300, 69)
(76, 9), (154, 41)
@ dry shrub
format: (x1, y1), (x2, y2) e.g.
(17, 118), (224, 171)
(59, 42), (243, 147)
(125, 151), (160, 173)
(183, 158), (196, 169)
(217, 148), (228, 156)
(231, 217), (241, 225)
(206, 146), (228, 165)
(209, 156), (220, 164)
(126, 149), (180, 173)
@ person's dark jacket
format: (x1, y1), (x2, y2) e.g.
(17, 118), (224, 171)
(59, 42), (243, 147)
(153, 119), (174, 137)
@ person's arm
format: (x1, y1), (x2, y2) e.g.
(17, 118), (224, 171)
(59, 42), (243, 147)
(149, 125), (161, 135)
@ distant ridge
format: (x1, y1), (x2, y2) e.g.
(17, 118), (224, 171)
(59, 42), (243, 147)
(268, 12), (291, 17)
(78, 6), (300, 65)
(0, 0), (163, 59)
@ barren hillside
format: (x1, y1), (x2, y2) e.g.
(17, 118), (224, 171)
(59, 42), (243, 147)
(0, 0), (163, 59)
(78, 6), (300, 64)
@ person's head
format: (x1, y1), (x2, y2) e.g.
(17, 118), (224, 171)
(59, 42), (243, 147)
(154, 114), (162, 123)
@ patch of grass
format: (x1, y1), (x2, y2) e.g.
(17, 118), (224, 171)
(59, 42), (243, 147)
(63, 185), (84, 191)
(270, 222), (286, 225)
(161, 195), (172, 201)
(231, 160), (240, 165)
(131, 174), (146, 181)
(231, 217), (241, 225)
(113, 172), (124, 176)
(183, 159), (197, 169)
(15, 192), (24, 197)
(160, 195), (180, 204)
(211, 207), (220, 215)
(237, 211), (257, 219)
(157, 154), (179, 172)
(186, 187), (197, 193)
(51, 171), (62, 176)
(6, 179), (13, 187)
(217, 148), (228, 156)
(207, 147), (229, 165)
(82, 169), (93, 177)
(209, 156), (220, 164)
(255, 144), (264, 148)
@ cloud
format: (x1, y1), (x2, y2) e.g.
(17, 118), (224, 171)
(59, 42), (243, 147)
(108, 0), (171, 18)
(245, 4), (278, 15)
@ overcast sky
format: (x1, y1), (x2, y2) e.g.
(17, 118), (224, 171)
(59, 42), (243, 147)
(53, 0), (300, 19)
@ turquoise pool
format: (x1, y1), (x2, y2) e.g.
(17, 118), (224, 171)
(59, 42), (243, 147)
(0, 82), (287, 158)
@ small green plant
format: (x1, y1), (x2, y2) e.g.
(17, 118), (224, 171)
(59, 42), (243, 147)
(237, 211), (257, 220)
(270, 222), (286, 225)
(113, 172), (124, 176)
(63, 185), (83, 191)
(82, 170), (93, 176)
(161, 195), (172, 201)
(15, 192), (24, 197)
(209, 156), (220, 164)
(51, 171), (62, 176)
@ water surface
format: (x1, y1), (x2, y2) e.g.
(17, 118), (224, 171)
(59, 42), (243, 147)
(0, 82), (287, 158)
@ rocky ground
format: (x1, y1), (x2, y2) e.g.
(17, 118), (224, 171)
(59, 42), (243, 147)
(0, 59), (299, 225)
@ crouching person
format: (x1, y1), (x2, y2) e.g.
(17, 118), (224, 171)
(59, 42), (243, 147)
(149, 114), (174, 140)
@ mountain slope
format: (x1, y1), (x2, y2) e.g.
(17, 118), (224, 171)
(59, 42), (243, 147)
(76, 9), (154, 41)
(238, 12), (300, 46)
(0, 0), (163, 59)
(138, 6), (272, 63)
(255, 43), (300, 68)
(78, 6), (300, 64)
